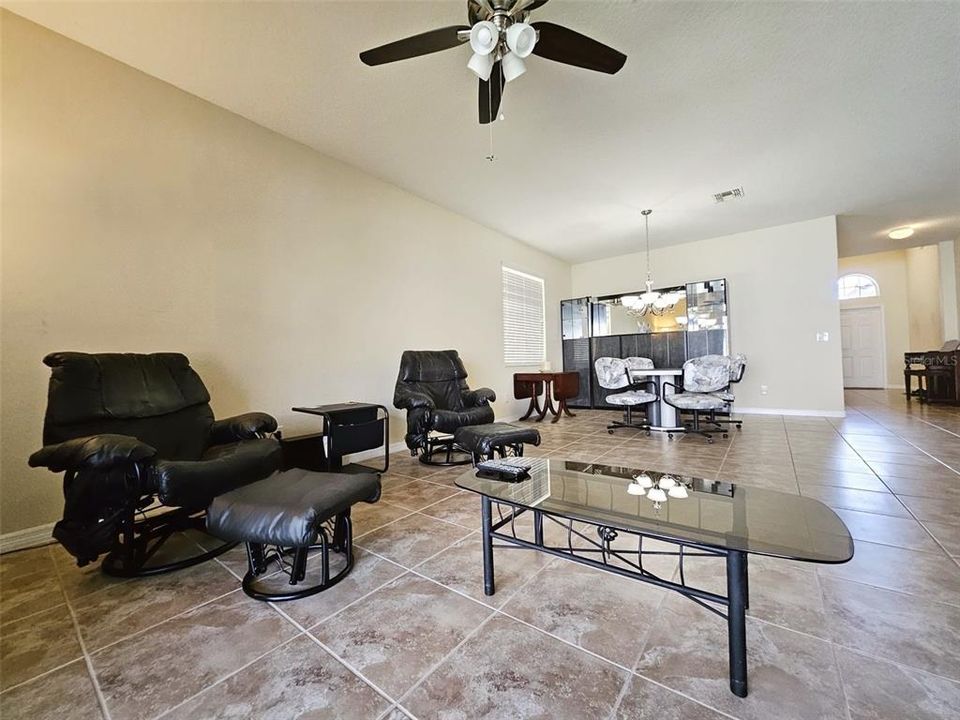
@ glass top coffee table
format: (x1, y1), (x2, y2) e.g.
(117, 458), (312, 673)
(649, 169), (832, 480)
(456, 458), (854, 698)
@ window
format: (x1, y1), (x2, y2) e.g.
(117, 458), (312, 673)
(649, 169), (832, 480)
(502, 266), (545, 365)
(837, 273), (880, 300)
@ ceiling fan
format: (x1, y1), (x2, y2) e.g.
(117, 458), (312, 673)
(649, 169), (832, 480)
(359, 0), (627, 124)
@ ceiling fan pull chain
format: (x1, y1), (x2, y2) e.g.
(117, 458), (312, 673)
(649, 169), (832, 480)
(486, 80), (496, 161)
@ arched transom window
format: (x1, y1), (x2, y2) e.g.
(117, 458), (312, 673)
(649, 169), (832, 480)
(837, 273), (880, 300)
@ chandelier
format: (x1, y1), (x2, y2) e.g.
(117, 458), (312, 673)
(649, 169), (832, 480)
(627, 471), (690, 510)
(620, 209), (683, 317)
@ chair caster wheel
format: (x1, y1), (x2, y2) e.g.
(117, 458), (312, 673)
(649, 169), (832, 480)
(608, 429), (614, 434)
(723, 433), (729, 439)
(707, 439), (714, 444)
(645, 431), (651, 437)
(736, 425), (742, 431)
(667, 434), (674, 440)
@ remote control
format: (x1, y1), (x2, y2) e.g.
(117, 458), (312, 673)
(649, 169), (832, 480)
(476, 458), (532, 480)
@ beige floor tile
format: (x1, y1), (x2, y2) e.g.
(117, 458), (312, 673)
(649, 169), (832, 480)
(311, 573), (491, 698)
(402, 614), (627, 719)
(355, 514), (472, 568)
(162, 634), (390, 719)
(0, 603), (81, 690)
(0, 659), (102, 720)
(91, 590), (298, 720)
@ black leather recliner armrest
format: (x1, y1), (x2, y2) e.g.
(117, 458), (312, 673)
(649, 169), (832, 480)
(28, 434), (157, 473)
(462, 387), (496, 406)
(393, 389), (435, 410)
(210, 412), (278, 444)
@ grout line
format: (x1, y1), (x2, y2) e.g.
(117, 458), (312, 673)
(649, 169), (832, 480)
(151, 634), (303, 719)
(269, 603), (402, 712)
(47, 546), (113, 720)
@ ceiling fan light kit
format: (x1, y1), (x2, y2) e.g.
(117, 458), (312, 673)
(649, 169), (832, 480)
(359, 0), (627, 124)
(468, 51), (495, 80)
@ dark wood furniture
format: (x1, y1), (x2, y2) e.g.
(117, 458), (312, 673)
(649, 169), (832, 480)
(904, 347), (960, 405)
(513, 371), (579, 423)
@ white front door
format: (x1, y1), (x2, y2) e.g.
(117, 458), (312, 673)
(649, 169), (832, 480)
(840, 307), (885, 388)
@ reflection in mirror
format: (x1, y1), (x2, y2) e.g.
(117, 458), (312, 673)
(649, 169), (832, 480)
(594, 287), (688, 335)
(685, 279), (728, 332)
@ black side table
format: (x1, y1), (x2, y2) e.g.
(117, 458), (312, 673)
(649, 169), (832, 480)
(281, 402), (389, 474)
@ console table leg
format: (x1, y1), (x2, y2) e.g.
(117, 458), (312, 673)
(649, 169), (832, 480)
(726, 550), (748, 697)
(481, 496), (496, 596)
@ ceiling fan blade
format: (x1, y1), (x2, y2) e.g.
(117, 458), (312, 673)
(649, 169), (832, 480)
(530, 21), (627, 74)
(511, 0), (550, 15)
(478, 62), (504, 124)
(359, 25), (469, 66)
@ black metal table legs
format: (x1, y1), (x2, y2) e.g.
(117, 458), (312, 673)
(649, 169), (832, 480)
(481, 496), (496, 596)
(726, 549), (748, 698)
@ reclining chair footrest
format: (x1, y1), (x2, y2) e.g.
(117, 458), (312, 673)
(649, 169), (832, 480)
(207, 469), (380, 602)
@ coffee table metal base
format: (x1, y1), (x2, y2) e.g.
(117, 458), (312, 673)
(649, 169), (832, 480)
(479, 496), (750, 698)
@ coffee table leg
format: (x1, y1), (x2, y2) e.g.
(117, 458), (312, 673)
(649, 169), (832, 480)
(481, 496), (496, 596)
(726, 550), (748, 697)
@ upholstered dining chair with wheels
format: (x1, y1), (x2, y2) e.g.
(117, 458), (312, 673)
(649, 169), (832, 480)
(594, 356), (658, 435)
(28, 352), (282, 577)
(710, 353), (746, 431)
(393, 349), (496, 465)
(664, 355), (732, 443)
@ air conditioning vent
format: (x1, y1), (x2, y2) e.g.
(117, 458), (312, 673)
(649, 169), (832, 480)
(713, 186), (745, 203)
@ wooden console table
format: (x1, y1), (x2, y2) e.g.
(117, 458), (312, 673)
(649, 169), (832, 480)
(513, 371), (579, 424)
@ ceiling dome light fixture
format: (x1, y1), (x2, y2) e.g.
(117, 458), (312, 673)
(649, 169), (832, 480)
(888, 227), (915, 240)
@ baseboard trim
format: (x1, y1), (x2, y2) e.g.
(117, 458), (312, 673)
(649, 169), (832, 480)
(345, 440), (408, 465)
(0, 523), (55, 555)
(735, 407), (847, 418)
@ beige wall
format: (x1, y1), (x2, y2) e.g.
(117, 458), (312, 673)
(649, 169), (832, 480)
(573, 217), (845, 415)
(838, 250), (911, 387)
(0, 13), (571, 534)
(905, 245), (944, 351)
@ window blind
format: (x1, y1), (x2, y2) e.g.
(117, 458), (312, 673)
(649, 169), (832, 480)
(502, 266), (546, 366)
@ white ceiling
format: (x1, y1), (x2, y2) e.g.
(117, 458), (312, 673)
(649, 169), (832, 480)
(6, 0), (959, 262)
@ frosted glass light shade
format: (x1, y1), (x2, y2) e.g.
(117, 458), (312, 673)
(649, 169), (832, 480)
(468, 52), (494, 80)
(668, 485), (689, 499)
(633, 472), (653, 489)
(658, 475), (677, 489)
(502, 51), (526, 82)
(470, 21), (498, 55)
(506, 22), (537, 57)
(627, 482), (646, 496)
(647, 487), (667, 503)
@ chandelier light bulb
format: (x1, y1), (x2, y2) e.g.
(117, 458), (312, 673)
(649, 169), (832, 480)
(627, 482), (646, 496)
(658, 475), (677, 489)
(469, 21), (499, 55)
(633, 472), (654, 489)
(647, 487), (667, 504)
(505, 22), (537, 58)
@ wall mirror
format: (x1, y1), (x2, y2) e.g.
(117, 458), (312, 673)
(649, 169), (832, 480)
(593, 286), (688, 336)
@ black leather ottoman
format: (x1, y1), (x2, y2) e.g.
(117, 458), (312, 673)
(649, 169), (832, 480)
(453, 423), (541, 464)
(207, 468), (380, 601)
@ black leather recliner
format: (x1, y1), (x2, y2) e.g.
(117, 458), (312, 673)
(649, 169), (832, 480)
(393, 350), (495, 465)
(28, 352), (282, 577)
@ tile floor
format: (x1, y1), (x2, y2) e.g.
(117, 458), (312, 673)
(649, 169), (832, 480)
(1, 389), (959, 719)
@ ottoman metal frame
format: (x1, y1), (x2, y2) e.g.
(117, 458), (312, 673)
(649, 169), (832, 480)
(242, 511), (355, 602)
